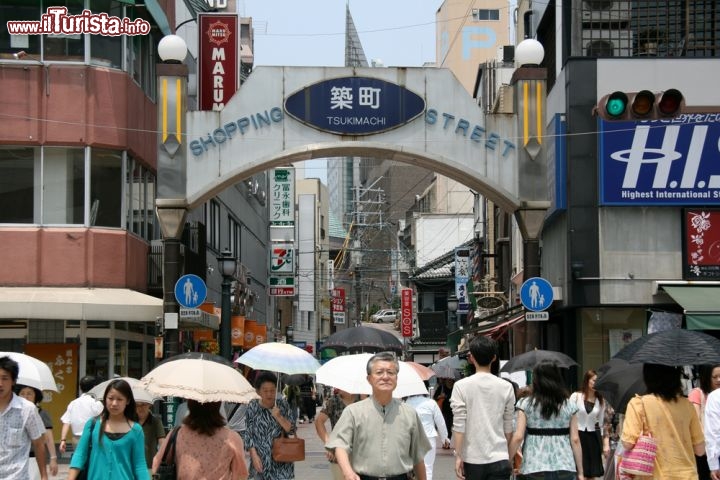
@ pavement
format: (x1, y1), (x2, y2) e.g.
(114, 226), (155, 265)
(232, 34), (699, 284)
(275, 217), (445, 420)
(53, 416), (458, 479)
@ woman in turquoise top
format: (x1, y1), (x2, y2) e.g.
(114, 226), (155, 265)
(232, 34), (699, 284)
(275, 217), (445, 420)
(509, 364), (584, 480)
(68, 379), (149, 480)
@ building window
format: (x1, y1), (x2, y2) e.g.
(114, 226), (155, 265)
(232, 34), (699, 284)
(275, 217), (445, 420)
(89, 0), (123, 69)
(42, 0), (85, 62)
(91, 149), (122, 227)
(0, 147), (36, 223)
(229, 216), (241, 258)
(472, 9), (500, 21)
(206, 200), (221, 251)
(125, 157), (157, 241)
(42, 147), (85, 224)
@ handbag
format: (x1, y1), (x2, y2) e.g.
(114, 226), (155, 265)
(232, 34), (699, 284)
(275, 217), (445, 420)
(153, 426), (181, 480)
(618, 397), (657, 477)
(272, 431), (305, 463)
(76, 419), (97, 480)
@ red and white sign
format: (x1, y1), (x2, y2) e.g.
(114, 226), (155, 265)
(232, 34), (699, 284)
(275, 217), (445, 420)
(269, 287), (294, 296)
(198, 13), (238, 111)
(332, 288), (346, 324)
(401, 288), (413, 337)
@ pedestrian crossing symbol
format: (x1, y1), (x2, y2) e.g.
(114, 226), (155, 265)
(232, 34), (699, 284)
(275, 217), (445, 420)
(520, 277), (554, 312)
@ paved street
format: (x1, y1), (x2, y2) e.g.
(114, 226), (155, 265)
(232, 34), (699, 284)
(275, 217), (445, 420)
(54, 417), (457, 479)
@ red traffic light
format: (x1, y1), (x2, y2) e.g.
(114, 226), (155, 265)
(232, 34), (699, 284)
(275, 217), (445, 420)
(658, 88), (683, 117)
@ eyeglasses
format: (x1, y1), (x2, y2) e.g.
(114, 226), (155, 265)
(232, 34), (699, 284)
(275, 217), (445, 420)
(371, 369), (398, 377)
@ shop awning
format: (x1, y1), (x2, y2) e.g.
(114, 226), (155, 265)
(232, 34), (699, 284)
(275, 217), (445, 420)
(475, 312), (526, 336)
(0, 287), (162, 322)
(661, 285), (720, 330)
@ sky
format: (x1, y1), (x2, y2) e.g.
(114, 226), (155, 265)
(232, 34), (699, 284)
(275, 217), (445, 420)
(241, 0), (443, 68)
(240, 1), (444, 183)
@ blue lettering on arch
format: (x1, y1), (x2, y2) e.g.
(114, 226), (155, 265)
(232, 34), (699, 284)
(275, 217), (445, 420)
(462, 26), (496, 59)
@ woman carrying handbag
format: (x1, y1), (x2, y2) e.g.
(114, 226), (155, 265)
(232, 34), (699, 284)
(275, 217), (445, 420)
(621, 364), (705, 479)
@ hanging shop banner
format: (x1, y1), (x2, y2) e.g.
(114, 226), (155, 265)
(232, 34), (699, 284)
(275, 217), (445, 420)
(600, 116), (720, 205)
(270, 168), (295, 226)
(198, 13), (238, 111)
(231, 315), (245, 347)
(243, 319), (257, 349)
(683, 209), (720, 279)
(455, 247), (470, 314)
(401, 288), (413, 338)
(25, 343), (78, 442)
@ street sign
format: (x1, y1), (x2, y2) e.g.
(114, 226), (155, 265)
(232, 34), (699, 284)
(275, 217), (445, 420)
(179, 308), (220, 330)
(520, 277), (554, 312)
(174, 274), (207, 309)
(525, 311), (549, 321)
(401, 288), (413, 337)
(269, 276), (295, 296)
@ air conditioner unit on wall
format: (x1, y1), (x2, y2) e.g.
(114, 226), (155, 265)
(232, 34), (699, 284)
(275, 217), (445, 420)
(582, 1), (630, 23)
(582, 30), (633, 58)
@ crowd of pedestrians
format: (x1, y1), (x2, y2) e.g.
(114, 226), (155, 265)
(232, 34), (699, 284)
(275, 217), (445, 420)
(6, 343), (720, 480)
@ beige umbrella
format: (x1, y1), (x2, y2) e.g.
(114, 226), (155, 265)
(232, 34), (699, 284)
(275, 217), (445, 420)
(88, 377), (161, 404)
(140, 358), (258, 404)
(0, 352), (58, 392)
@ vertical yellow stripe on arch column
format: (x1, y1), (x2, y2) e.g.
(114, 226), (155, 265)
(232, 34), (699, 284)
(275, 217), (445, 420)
(536, 81), (542, 144)
(176, 78), (182, 144)
(161, 78), (168, 142)
(523, 82), (529, 146)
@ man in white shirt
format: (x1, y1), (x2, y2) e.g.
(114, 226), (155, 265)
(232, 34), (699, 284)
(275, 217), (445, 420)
(0, 356), (48, 480)
(58, 375), (103, 453)
(705, 387), (720, 480)
(450, 336), (515, 480)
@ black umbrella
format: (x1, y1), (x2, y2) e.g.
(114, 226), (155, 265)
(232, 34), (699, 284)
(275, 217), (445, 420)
(281, 373), (309, 386)
(594, 358), (646, 413)
(500, 349), (577, 373)
(613, 329), (720, 366)
(321, 326), (403, 353)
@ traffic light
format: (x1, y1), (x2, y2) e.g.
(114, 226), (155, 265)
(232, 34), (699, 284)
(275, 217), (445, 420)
(597, 89), (684, 121)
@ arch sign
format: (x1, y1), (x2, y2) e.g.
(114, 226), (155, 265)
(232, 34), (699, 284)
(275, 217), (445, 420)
(164, 67), (546, 217)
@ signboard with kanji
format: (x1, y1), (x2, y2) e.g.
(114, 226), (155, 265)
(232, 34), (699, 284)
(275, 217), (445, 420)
(401, 288), (413, 337)
(269, 276), (295, 296)
(332, 287), (346, 325)
(270, 168), (295, 226)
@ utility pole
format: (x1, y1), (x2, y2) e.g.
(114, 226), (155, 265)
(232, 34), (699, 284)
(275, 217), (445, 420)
(350, 177), (386, 324)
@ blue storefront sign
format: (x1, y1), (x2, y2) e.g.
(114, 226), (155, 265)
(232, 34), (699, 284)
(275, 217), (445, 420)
(284, 76), (425, 135)
(600, 114), (720, 205)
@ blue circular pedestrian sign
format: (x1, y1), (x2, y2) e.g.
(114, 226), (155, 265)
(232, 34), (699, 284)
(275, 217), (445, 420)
(174, 274), (207, 309)
(520, 277), (554, 312)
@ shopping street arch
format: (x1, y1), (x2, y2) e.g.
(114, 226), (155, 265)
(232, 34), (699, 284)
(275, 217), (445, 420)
(156, 65), (548, 241)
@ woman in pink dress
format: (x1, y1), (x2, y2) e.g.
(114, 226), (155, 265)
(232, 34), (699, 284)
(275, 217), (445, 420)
(152, 400), (248, 480)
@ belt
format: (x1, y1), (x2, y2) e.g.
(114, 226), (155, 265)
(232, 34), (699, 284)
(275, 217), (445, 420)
(358, 475), (408, 480)
(526, 427), (570, 436)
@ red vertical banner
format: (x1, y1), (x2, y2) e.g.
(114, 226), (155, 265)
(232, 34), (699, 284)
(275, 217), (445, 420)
(401, 288), (413, 337)
(331, 287), (346, 325)
(24, 344), (78, 442)
(198, 13), (238, 111)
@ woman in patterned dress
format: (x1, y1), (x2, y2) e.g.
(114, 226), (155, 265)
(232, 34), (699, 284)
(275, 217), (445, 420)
(509, 363), (584, 480)
(244, 372), (298, 479)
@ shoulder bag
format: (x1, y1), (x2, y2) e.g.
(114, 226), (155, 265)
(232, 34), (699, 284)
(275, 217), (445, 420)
(272, 430), (305, 463)
(618, 397), (657, 477)
(76, 418), (97, 480)
(153, 426), (181, 480)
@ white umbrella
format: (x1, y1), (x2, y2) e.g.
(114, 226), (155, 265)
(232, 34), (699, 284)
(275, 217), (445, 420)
(315, 353), (428, 398)
(140, 358), (259, 404)
(0, 352), (58, 392)
(235, 342), (321, 375)
(88, 377), (161, 404)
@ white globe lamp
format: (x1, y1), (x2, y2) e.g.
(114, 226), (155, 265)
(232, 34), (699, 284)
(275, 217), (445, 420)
(158, 35), (187, 64)
(516, 39), (545, 67)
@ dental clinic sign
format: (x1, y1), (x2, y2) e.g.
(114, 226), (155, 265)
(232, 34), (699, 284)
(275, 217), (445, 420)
(600, 115), (720, 205)
(198, 13), (238, 111)
(284, 77), (425, 135)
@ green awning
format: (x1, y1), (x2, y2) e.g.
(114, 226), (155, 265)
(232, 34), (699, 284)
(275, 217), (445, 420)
(661, 286), (720, 330)
(145, 0), (171, 36)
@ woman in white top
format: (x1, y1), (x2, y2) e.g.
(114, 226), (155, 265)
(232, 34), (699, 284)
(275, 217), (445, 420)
(405, 393), (450, 480)
(569, 370), (609, 480)
(689, 364), (720, 480)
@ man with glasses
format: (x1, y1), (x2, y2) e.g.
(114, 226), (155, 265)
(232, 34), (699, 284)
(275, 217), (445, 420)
(326, 351), (431, 480)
